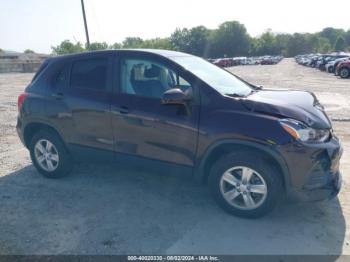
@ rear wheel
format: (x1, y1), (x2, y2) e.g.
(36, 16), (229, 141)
(339, 68), (350, 79)
(29, 130), (73, 178)
(208, 152), (283, 218)
(328, 66), (334, 73)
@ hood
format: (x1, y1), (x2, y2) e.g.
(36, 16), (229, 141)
(241, 89), (331, 129)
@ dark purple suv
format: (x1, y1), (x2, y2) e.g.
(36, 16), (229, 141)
(16, 49), (342, 218)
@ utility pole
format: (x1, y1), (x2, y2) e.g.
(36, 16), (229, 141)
(81, 0), (90, 49)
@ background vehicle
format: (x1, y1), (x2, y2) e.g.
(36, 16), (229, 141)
(334, 57), (350, 75)
(17, 50), (342, 218)
(325, 57), (350, 73)
(336, 60), (350, 78)
(210, 56), (283, 67)
(318, 55), (349, 71)
(295, 53), (350, 79)
(213, 58), (233, 67)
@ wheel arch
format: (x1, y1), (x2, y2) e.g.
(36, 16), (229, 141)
(23, 121), (66, 149)
(195, 140), (291, 191)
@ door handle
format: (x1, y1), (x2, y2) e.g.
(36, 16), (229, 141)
(119, 106), (129, 114)
(51, 93), (64, 100)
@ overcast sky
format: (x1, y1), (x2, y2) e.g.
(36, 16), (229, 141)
(1, 0), (350, 53)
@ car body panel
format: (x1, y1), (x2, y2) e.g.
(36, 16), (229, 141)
(242, 89), (331, 129)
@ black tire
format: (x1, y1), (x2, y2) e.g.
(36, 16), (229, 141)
(208, 152), (283, 218)
(328, 66), (334, 73)
(29, 129), (73, 178)
(339, 68), (350, 79)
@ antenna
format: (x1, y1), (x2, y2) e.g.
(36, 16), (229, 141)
(81, 0), (90, 48)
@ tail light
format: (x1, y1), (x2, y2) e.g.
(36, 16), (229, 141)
(17, 92), (28, 112)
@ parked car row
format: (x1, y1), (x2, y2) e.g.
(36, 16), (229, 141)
(295, 53), (350, 79)
(209, 56), (283, 68)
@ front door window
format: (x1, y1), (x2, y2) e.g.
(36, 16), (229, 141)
(120, 59), (191, 99)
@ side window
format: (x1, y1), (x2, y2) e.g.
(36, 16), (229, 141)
(178, 76), (191, 89)
(71, 58), (107, 90)
(120, 59), (191, 99)
(52, 64), (69, 90)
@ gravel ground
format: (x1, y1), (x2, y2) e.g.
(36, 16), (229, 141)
(0, 58), (349, 255)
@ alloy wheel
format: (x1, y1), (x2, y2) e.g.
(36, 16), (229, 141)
(219, 166), (267, 210)
(34, 139), (59, 172)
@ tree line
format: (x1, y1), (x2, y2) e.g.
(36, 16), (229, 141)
(50, 21), (350, 58)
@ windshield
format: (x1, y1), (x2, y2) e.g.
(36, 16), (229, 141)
(172, 56), (252, 97)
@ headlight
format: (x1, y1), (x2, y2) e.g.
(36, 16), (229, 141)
(280, 119), (330, 143)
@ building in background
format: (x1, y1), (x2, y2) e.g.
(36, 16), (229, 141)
(0, 51), (50, 73)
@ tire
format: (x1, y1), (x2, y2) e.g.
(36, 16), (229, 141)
(339, 68), (350, 79)
(327, 66), (334, 73)
(29, 129), (73, 178)
(208, 152), (283, 218)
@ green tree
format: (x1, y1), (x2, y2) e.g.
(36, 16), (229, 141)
(122, 37), (144, 48)
(275, 34), (292, 56)
(319, 27), (345, 47)
(51, 24), (350, 58)
(318, 37), (332, 53)
(334, 35), (346, 51)
(24, 49), (35, 54)
(51, 40), (85, 55)
(305, 34), (321, 53)
(170, 26), (211, 56)
(110, 42), (122, 49)
(210, 21), (250, 57)
(170, 28), (191, 52)
(345, 30), (350, 46)
(253, 30), (279, 55)
(86, 42), (108, 51)
(187, 26), (211, 57)
(286, 33), (313, 56)
(139, 38), (172, 49)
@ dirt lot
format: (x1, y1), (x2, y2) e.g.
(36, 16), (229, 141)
(0, 58), (350, 255)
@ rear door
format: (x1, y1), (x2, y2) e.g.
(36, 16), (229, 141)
(47, 54), (114, 159)
(111, 52), (200, 167)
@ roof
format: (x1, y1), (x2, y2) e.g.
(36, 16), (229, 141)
(50, 49), (193, 61)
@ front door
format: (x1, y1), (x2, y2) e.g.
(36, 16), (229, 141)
(111, 54), (200, 167)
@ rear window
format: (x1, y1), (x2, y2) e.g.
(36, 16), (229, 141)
(31, 60), (49, 83)
(70, 58), (107, 90)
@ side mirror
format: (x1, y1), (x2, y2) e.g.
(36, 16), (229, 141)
(161, 88), (191, 105)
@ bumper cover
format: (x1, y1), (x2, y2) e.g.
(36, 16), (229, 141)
(288, 171), (342, 202)
(283, 135), (342, 202)
(16, 117), (26, 146)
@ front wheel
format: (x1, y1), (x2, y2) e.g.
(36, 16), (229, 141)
(29, 130), (73, 178)
(208, 152), (283, 218)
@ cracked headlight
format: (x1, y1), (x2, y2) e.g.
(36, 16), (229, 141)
(280, 119), (330, 143)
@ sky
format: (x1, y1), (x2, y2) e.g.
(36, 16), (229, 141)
(1, 0), (349, 54)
